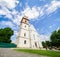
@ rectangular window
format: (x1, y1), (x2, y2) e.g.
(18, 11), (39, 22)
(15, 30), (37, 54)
(25, 25), (26, 27)
(24, 40), (26, 44)
(24, 33), (26, 36)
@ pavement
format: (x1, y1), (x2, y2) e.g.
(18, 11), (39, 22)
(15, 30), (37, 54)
(0, 48), (48, 57)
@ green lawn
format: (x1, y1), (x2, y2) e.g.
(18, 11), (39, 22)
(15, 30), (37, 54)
(15, 49), (60, 57)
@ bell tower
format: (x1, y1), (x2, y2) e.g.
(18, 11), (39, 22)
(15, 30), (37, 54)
(17, 16), (30, 48)
(21, 16), (29, 24)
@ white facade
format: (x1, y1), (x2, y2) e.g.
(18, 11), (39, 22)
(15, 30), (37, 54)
(17, 16), (42, 48)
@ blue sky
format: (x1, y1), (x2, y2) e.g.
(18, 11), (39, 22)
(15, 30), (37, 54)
(0, 0), (60, 43)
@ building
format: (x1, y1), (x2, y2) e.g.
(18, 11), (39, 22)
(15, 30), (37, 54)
(17, 16), (42, 48)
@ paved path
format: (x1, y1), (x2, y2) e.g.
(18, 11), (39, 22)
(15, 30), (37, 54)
(0, 48), (47, 57)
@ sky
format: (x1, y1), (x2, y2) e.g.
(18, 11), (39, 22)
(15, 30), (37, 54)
(0, 0), (60, 43)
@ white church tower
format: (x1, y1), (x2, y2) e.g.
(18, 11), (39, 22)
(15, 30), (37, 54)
(17, 16), (42, 48)
(17, 16), (31, 48)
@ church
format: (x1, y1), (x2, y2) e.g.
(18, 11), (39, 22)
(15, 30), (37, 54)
(17, 16), (42, 49)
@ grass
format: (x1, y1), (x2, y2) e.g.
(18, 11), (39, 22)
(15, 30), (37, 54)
(15, 49), (60, 57)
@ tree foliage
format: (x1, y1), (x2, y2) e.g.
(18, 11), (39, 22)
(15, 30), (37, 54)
(42, 41), (51, 48)
(50, 29), (60, 47)
(42, 42), (46, 48)
(0, 27), (14, 43)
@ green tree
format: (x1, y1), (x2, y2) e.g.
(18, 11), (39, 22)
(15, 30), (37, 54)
(42, 42), (46, 48)
(0, 27), (14, 43)
(42, 41), (51, 49)
(45, 41), (51, 47)
(50, 29), (60, 47)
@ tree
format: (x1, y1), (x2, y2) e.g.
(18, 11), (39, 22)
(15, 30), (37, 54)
(0, 27), (14, 43)
(50, 29), (60, 47)
(42, 41), (51, 50)
(45, 41), (51, 47)
(42, 42), (46, 48)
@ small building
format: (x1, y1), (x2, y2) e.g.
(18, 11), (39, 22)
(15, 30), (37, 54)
(17, 16), (42, 48)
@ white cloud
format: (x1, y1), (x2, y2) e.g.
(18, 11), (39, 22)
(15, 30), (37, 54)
(0, 0), (60, 27)
(0, 9), (6, 15)
(0, 6), (22, 26)
(22, 6), (39, 19)
(0, 0), (19, 19)
(46, 0), (60, 15)
(0, 0), (60, 22)
(12, 14), (24, 25)
(0, 0), (60, 24)
(0, 0), (23, 26)
(40, 35), (50, 42)
(0, 6), (12, 18)
(39, 9), (44, 17)
(0, 0), (21, 25)
(14, 30), (18, 36)
(0, 0), (19, 9)
(0, 21), (16, 30)
(11, 30), (18, 43)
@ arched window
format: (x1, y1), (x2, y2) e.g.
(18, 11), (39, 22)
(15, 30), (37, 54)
(35, 42), (37, 48)
(24, 40), (26, 44)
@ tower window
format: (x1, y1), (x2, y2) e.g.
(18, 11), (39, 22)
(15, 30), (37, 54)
(25, 20), (27, 22)
(24, 40), (26, 44)
(35, 42), (37, 48)
(24, 33), (26, 36)
(25, 25), (26, 27)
